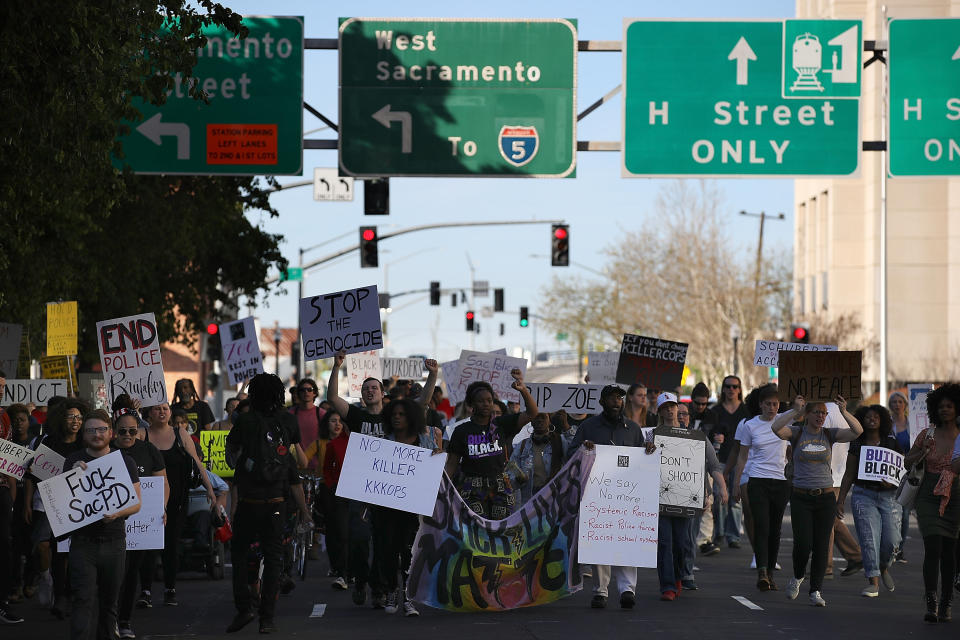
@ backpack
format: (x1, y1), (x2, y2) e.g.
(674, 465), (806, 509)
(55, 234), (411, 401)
(250, 415), (293, 486)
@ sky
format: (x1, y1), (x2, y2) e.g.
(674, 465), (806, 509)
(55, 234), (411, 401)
(225, 0), (798, 365)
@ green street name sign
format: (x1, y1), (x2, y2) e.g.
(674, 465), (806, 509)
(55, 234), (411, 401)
(889, 19), (960, 176)
(280, 267), (303, 282)
(339, 18), (577, 177)
(118, 16), (304, 175)
(623, 19), (861, 177)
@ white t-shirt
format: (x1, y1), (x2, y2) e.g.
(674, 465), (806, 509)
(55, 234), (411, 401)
(736, 414), (789, 481)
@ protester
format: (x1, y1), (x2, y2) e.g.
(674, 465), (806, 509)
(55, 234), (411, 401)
(171, 378), (216, 432)
(624, 383), (657, 428)
(838, 405), (902, 598)
(687, 383), (717, 557)
(0, 390), (23, 624)
(508, 411), (573, 504)
(677, 404), (690, 428)
(772, 394), (862, 607)
(209, 397), (240, 431)
(888, 390), (911, 563)
(710, 375), (749, 551)
(65, 409), (142, 640)
(317, 411), (350, 591)
(904, 383), (960, 623)
(6, 403), (32, 605)
(290, 378), (325, 467)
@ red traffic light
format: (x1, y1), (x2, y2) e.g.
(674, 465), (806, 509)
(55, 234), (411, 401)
(554, 227), (568, 240)
(362, 228), (376, 242)
(206, 322), (219, 335)
(792, 326), (807, 341)
(465, 311), (475, 320)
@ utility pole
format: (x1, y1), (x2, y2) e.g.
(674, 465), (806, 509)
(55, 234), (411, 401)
(740, 211), (786, 305)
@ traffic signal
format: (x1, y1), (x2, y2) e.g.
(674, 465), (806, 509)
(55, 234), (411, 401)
(465, 310), (475, 331)
(520, 306), (529, 327)
(430, 281), (441, 306)
(551, 224), (569, 267)
(360, 226), (378, 268)
(451, 293), (457, 307)
(206, 370), (220, 390)
(791, 323), (810, 344)
(364, 178), (389, 215)
(494, 288), (504, 312)
(204, 322), (221, 362)
(499, 322), (505, 336)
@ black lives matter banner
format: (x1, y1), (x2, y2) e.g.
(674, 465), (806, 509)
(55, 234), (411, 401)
(615, 334), (688, 391)
(299, 285), (383, 362)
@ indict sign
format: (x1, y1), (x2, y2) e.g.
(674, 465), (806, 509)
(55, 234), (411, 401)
(622, 19), (861, 177)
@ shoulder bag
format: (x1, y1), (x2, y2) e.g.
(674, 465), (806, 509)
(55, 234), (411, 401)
(895, 427), (935, 509)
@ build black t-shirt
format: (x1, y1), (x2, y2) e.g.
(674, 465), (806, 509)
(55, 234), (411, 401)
(121, 439), (165, 477)
(447, 413), (522, 479)
(62, 448), (140, 539)
(346, 404), (384, 438)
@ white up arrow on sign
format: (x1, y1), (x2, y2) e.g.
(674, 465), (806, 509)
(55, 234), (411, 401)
(728, 37), (757, 86)
(372, 105), (412, 154)
(137, 113), (190, 160)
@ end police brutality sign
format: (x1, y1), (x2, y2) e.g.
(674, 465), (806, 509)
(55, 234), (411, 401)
(299, 285), (383, 361)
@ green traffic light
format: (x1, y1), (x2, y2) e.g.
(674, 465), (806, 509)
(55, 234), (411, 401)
(520, 319), (529, 327)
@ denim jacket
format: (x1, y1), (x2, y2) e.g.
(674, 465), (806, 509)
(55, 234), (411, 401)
(508, 427), (578, 504)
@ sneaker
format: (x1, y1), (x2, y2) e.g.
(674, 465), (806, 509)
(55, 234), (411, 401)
(841, 561), (863, 577)
(332, 576), (348, 591)
(371, 592), (386, 609)
(702, 542), (720, 556)
(809, 591), (826, 607)
(786, 577), (804, 600)
(402, 600), (419, 617)
(226, 610), (256, 633)
(861, 584), (879, 598)
(681, 579), (698, 591)
(580, 566), (593, 578)
(384, 590), (399, 614)
(37, 572), (53, 607)
(0, 605), (24, 624)
(728, 540), (742, 549)
(774, 562), (782, 571)
(163, 589), (178, 607)
(660, 590), (677, 601)
(590, 594), (607, 609)
(619, 590), (635, 609)
(259, 617), (276, 634)
(881, 570), (895, 592)
(119, 622), (136, 638)
(352, 582), (367, 606)
(136, 590), (152, 609)
(895, 551), (908, 564)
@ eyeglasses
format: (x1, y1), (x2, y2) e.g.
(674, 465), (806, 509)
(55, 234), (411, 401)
(84, 426), (109, 434)
(723, 384), (740, 389)
(299, 387), (316, 393)
(116, 428), (138, 436)
(65, 414), (83, 422)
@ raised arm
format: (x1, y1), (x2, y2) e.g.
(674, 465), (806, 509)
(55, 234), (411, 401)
(833, 395), (864, 442)
(512, 368), (538, 426)
(771, 396), (805, 440)
(419, 359), (439, 408)
(326, 350), (351, 417)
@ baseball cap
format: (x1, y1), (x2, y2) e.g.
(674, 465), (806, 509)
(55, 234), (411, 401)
(656, 392), (678, 410)
(600, 384), (626, 399)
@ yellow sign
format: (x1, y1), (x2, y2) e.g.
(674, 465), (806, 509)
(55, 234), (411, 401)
(681, 365), (691, 386)
(200, 430), (234, 478)
(40, 355), (78, 396)
(46, 301), (78, 356)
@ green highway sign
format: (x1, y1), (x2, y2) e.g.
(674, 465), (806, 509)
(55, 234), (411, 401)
(623, 19), (861, 177)
(280, 267), (303, 282)
(889, 19), (960, 176)
(339, 18), (577, 177)
(118, 16), (303, 175)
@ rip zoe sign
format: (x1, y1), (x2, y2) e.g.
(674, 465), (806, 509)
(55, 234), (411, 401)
(96, 313), (167, 406)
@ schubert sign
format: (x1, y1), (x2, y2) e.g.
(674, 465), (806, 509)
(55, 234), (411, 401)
(339, 18), (577, 177)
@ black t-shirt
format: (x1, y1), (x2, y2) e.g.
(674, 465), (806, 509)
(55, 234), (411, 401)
(447, 413), (523, 479)
(227, 409), (301, 500)
(173, 400), (216, 432)
(346, 404), (384, 437)
(62, 448), (140, 539)
(708, 402), (751, 463)
(849, 434), (902, 491)
(121, 439), (165, 478)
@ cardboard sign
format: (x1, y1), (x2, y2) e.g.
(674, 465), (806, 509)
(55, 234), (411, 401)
(455, 350), (527, 404)
(753, 339), (838, 367)
(439, 359), (463, 404)
(335, 432), (447, 516)
(300, 285), (383, 362)
(40, 356), (78, 395)
(0, 438), (36, 480)
(778, 350), (862, 401)
(219, 317), (264, 385)
(46, 301), (78, 357)
(346, 351), (383, 398)
(38, 450), (141, 538)
(615, 334), (688, 391)
(656, 429), (707, 516)
(29, 443), (65, 482)
(0, 322), (23, 374)
(125, 477), (164, 550)
(857, 446), (904, 485)
(380, 357), (424, 380)
(525, 383), (605, 415)
(96, 312), (167, 406)
(587, 351), (619, 384)
(577, 445), (659, 567)
(908, 384), (934, 444)
(0, 379), (68, 407)
(199, 430), (233, 478)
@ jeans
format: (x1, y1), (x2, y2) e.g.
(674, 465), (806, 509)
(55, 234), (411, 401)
(347, 501), (384, 595)
(372, 507), (420, 593)
(899, 503), (911, 553)
(231, 501), (285, 618)
(69, 536), (126, 640)
(850, 486), (902, 578)
(714, 469), (742, 543)
(680, 516), (699, 581)
(746, 478), (789, 571)
(791, 490), (836, 593)
(592, 564), (636, 597)
(657, 515), (691, 592)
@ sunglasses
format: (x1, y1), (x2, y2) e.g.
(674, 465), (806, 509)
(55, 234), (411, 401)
(300, 387), (316, 393)
(723, 384), (740, 389)
(116, 428), (138, 436)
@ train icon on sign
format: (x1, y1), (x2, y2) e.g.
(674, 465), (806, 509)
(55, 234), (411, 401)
(790, 33), (825, 92)
(499, 126), (539, 167)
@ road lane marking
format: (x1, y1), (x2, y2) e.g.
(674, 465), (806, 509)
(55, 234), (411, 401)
(310, 604), (327, 618)
(732, 595), (763, 610)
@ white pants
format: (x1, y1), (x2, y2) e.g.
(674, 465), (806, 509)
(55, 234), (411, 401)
(592, 565), (637, 597)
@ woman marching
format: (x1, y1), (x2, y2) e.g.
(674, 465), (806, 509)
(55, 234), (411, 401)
(888, 391), (911, 563)
(507, 411), (574, 504)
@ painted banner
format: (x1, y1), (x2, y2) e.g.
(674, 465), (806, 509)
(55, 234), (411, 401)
(857, 446), (904, 485)
(46, 301), (78, 357)
(336, 432), (446, 516)
(220, 317), (264, 385)
(0, 438), (36, 480)
(300, 285), (383, 361)
(615, 334), (688, 391)
(40, 356), (78, 395)
(586, 351), (619, 384)
(655, 428), (707, 516)
(439, 359), (463, 405)
(125, 477), (165, 550)
(908, 383), (934, 444)
(29, 443), (65, 482)
(0, 379), (68, 407)
(200, 430), (233, 478)
(381, 357), (424, 380)
(38, 449), (141, 538)
(0, 323), (23, 374)
(778, 351), (862, 401)
(346, 351), (383, 398)
(408, 448), (595, 612)
(753, 339), (838, 367)
(455, 350), (527, 404)
(577, 445), (659, 567)
(96, 312), (167, 406)
(525, 383), (605, 415)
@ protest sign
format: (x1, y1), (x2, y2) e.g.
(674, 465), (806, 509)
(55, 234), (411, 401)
(0, 438), (36, 480)
(753, 339), (838, 367)
(778, 351), (862, 402)
(200, 430), (233, 478)
(125, 477), (164, 550)
(38, 450), (140, 538)
(857, 446), (904, 485)
(346, 351), (383, 398)
(455, 350), (527, 404)
(29, 443), (65, 482)
(335, 432), (446, 516)
(300, 285), (383, 362)
(0, 322), (23, 374)
(615, 334), (688, 391)
(409, 449), (595, 611)
(46, 301), (78, 356)
(219, 317), (264, 385)
(586, 351), (619, 384)
(96, 312), (167, 406)
(578, 445), (659, 568)
(439, 359), (463, 404)
(380, 357), (424, 380)
(40, 355), (78, 395)
(525, 383), (605, 414)
(0, 379), (68, 407)
(908, 384), (934, 444)
(656, 428), (707, 516)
